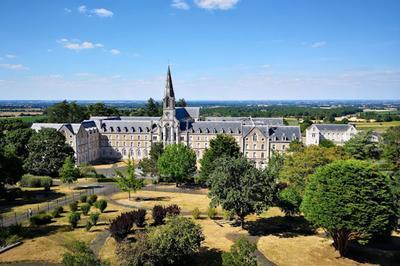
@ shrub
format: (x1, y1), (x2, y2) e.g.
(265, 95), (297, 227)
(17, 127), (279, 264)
(148, 216), (205, 265)
(68, 212), (81, 228)
(222, 237), (257, 266)
(94, 199), (107, 213)
(135, 209), (146, 227)
(207, 207), (217, 219)
(89, 213), (100, 226)
(81, 203), (91, 215)
(69, 201), (78, 212)
(165, 204), (181, 217)
(51, 206), (64, 218)
(97, 177), (116, 183)
(29, 213), (52, 226)
(192, 208), (200, 219)
(117, 235), (152, 266)
(223, 209), (235, 221)
(87, 195), (98, 205)
(20, 174), (53, 190)
(152, 205), (166, 225)
(62, 241), (107, 266)
(0, 224), (25, 247)
(4, 234), (22, 246)
(85, 221), (93, 231)
(109, 212), (135, 241)
(278, 186), (302, 216)
(80, 195), (87, 203)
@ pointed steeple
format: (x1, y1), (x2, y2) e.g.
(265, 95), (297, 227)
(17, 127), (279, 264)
(165, 65), (175, 98)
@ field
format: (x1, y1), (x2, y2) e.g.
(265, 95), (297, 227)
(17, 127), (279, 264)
(353, 121), (400, 132)
(0, 115), (47, 123)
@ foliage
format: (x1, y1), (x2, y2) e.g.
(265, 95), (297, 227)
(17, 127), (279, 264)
(176, 98), (187, 107)
(134, 209), (147, 227)
(62, 241), (108, 266)
(29, 213), (53, 226)
(24, 128), (74, 176)
(79, 163), (97, 178)
(45, 100), (88, 123)
(68, 212), (81, 228)
(145, 98), (162, 116)
(223, 209), (235, 220)
(158, 143), (197, 185)
(301, 160), (398, 256)
(87, 102), (120, 117)
(288, 139), (304, 152)
(207, 207), (218, 219)
(2, 128), (33, 160)
(51, 206), (64, 218)
(20, 174), (53, 190)
(0, 142), (24, 189)
(319, 138), (335, 148)
(139, 142), (165, 178)
(115, 158), (144, 199)
(94, 199), (107, 213)
(87, 194), (98, 205)
(192, 207), (200, 219)
(85, 221), (93, 231)
(60, 156), (80, 186)
(382, 126), (400, 170)
(278, 186), (302, 216)
(116, 234), (154, 266)
(0, 118), (29, 132)
(222, 237), (257, 266)
(279, 145), (347, 194)
(208, 156), (276, 227)
(0, 224), (25, 247)
(89, 213), (100, 226)
(80, 195), (87, 203)
(81, 203), (91, 215)
(300, 117), (313, 133)
(199, 134), (241, 185)
(69, 201), (78, 212)
(165, 204), (181, 217)
(109, 212), (136, 241)
(343, 130), (382, 160)
(152, 205), (167, 226)
(147, 216), (204, 265)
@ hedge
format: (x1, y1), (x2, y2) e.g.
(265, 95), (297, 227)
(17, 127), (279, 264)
(20, 175), (52, 190)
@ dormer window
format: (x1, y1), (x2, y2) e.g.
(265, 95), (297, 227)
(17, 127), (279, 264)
(124, 127), (128, 132)
(110, 127), (114, 132)
(253, 133), (257, 141)
(131, 127), (135, 132)
(117, 127), (121, 132)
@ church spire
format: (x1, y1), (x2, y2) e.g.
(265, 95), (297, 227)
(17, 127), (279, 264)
(165, 65), (175, 98)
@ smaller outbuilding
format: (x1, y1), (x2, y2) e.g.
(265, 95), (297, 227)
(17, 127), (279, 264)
(305, 124), (357, 146)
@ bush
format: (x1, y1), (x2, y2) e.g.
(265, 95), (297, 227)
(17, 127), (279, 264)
(81, 203), (91, 215)
(80, 195), (87, 203)
(223, 209), (235, 221)
(68, 212), (81, 228)
(109, 212), (135, 241)
(192, 208), (200, 219)
(69, 201), (78, 212)
(96, 177), (116, 183)
(89, 213), (100, 226)
(0, 224), (25, 247)
(278, 186), (302, 216)
(29, 213), (52, 226)
(20, 174), (53, 190)
(207, 207), (217, 219)
(94, 199), (107, 213)
(51, 206), (64, 218)
(116, 234), (152, 266)
(152, 205), (166, 225)
(87, 195), (98, 205)
(222, 237), (257, 266)
(135, 209), (146, 227)
(165, 204), (181, 217)
(85, 221), (93, 232)
(62, 241), (107, 266)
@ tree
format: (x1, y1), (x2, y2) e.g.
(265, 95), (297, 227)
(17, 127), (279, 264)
(222, 237), (257, 266)
(115, 158), (144, 200)
(145, 98), (161, 116)
(138, 142), (164, 177)
(301, 160), (398, 256)
(0, 144), (23, 192)
(288, 139), (304, 152)
(382, 126), (400, 170)
(62, 241), (108, 266)
(87, 102), (119, 116)
(2, 128), (33, 160)
(59, 157), (80, 187)
(199, 134), (241, 184)
(45, 100), (88, 123)
(343, 130), (381, 160)
(319, 139), (335, 148)
(300, 117), (313, 132)
(278, 186), (302, 216)
(0, 118), (28, 132)
(208, 156), (276, 228)
(279, 145), (347, 194)
(176, 98), (187, 107)
(24, 128), (74, 176)
(158, 143), (196, 186)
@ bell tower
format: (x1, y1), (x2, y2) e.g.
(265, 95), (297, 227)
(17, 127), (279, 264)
(160, 66), (178, 145)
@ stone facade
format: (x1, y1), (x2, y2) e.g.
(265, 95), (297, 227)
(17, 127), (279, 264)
(305, 124), (357, 146)
(32, 67), (301, 168)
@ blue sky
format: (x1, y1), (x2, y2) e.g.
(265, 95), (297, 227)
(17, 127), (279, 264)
(0, 0), (399, 100)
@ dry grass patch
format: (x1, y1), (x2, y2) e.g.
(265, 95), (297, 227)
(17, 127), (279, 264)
(99, 237), (118, 265)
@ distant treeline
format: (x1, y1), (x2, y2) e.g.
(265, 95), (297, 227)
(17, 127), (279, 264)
(358, 111), (400, 122)
(200, 106), (362, 120)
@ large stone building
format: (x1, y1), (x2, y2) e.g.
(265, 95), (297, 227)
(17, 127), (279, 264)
(32, 67), (301, 168)
(305, 124), (357, 146)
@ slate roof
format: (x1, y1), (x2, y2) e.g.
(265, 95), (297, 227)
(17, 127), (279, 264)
(188, 121), (242, 134)
(242, 125), (269, 137)
(313, 124), (354, 132)
(204, 117), (283, 126)
(100, 120), (158, 133)
(270, 126), (301, 141)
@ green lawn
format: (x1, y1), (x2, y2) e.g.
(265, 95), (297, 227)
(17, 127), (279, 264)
(0, 115), (47, 123)
(353, 121), (400, 133)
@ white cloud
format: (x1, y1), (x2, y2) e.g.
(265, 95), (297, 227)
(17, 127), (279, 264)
(310, 41), (327, 48)
(91, 8), (113, 17)
(64, 8), (71, 13)
(5, 54), (17, 59)
(110, 49), (121, 55)
(58, 39), (96, 51)
(78, 5), (87, 13)
(171, 0), (190, 10)
(95, 43), (104, 48)
(194, 0), (239, 10)
(0, 64), (28, 70)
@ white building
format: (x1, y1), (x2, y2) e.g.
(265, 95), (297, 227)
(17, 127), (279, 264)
(305, 124), (357, 146)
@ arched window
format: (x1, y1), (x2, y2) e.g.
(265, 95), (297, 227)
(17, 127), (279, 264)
(137, 149), (141, 158)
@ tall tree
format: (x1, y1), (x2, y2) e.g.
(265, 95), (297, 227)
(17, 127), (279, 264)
(138, 142), (164, 177)
(382, 126), (400, 170)
(145, 98), (161, 116)
(115, 158), (144, 200)
(2, 128), (33, 160)
(24, 128), (74, 176)
(87, 102), (120, 116)
(208, 156), (276, 227)
(0, 143), (23, 191)
(176, 98), (187, 107)
(199, 134), (241, 185)
(301, 160), (398, 256)
(45, 100), (88, 123)
(343, 130), (381, 160)
(158, 143), (196, 186)
(59, 156), (80, 187)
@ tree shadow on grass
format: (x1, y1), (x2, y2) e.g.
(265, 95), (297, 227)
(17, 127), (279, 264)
(22, 224), (73, 239)
(135, 196), (171, 202)
(191, 247), (222, 266)
(245, 216), (315, 237)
